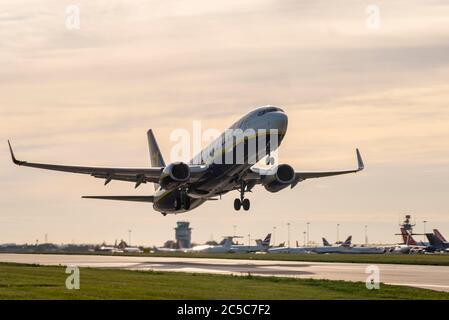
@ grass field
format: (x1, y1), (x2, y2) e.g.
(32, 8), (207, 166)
(1, 262), (449, 300)
(9, 251), (449, 266)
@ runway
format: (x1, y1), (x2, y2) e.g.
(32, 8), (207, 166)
(1, 253), (449, 292)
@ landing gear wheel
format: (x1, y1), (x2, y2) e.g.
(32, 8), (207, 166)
(183, 197), (191, 210)
(234, 198), (241, 211)
(173, 198), (182, 210)
(242, 198), (250, 211)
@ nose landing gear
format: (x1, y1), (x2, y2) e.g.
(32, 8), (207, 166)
(234, 181), (250, 211)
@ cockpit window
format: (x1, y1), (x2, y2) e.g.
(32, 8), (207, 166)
(257, 107), (284, 116)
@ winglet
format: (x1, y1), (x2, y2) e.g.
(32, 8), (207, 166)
(356, 148), (364, 171)
(8, 140), (23, 165)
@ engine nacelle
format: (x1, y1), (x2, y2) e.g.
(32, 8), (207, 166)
(159, 162), (190, 190)
(263, 164), (295, 193)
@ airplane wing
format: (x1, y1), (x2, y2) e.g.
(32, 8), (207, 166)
(247, 149), (364, 190)
(290, 149), (364, 188)
(82, 195), (155, 202)
(7, 141), (206, 188)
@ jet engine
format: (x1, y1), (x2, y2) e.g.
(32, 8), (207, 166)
(159, 162), (190, 190)
(263, 164), (295, 193)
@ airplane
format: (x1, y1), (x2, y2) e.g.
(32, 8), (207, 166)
(388, 228), (427, 254)
(154, 237), (235, 253)
(267, 242), (315, 254)
(98, 245), (123, 253)
(231, 233), (271, 253)
(313, 236), (384, 254)
(189, 237), (234, 253)
(123, 247), (143, 253)
(434, 229), (449, 244)
(312, 236), (353, 254)
(426, 229), (449, 253)
(268, 237), (368, 254)
(8, 105), (364, 215)
(97, 240), (143, 253)
(268, 238), (317, 254)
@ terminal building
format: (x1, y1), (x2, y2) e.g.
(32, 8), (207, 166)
(175, 221), (192, 249)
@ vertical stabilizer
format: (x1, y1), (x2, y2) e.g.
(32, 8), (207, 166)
(341, 236), (352, 247)
(223, 237), (233, 249)
(147, 129), (165, 190)
(400, 228), (417, 246)
(434, 229), (447, 242)
(322, 238), (331, 246)
(262, 233), (271, 247)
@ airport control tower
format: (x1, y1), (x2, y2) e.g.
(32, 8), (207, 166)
(175, 221), (192, 249)
(400, 215), (415, 234)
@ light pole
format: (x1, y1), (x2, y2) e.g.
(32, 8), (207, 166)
(423, 220), (428, 241)
(287, 223), (291, 248)
(364, 225), (368, 245)
(306, 222), (310, 245)
(337, 224), (340, 243)
(128, 229), (132, 246)
(273, 226), (277, 247)
(303, 231), (306, 246)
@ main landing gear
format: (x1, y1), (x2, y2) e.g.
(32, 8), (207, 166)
(234, 181), (250, 211)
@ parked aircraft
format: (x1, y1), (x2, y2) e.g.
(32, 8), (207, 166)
(155, 237), (235, 253)
(189, 237), (234, 253)
(312, 236), (353, 254)
(389, 228), (427, 254)
(231, 233), (271, 253)
(426, 229), (449, 253)
(9, 106), (364, 215)
(268, 241), (315, 254)
(314, 236), (384, 254)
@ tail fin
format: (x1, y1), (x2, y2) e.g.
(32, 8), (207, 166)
(341, 236), (352, 247)
(426, 233), (441, 246)
(262, 233), (271, 247)
(433, 229), (447, 242)
(400, 228), (417, 245)
(322, 237), (331, 246)
(147, 130), (165, 190)
(223, 237), (233, 249)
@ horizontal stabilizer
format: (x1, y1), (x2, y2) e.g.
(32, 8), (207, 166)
(82, 195), (154, 202)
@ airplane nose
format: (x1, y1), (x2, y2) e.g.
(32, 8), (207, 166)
(270, 111), (288, 133)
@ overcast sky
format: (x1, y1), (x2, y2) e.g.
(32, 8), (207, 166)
(1, 0), (449, 246)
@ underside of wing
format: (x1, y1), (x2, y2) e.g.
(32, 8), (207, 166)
(248, 149), (364, 189)
(82, 195), (155, 202)
(8, 140), (162, 188)
(291, 149), (364, 187)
